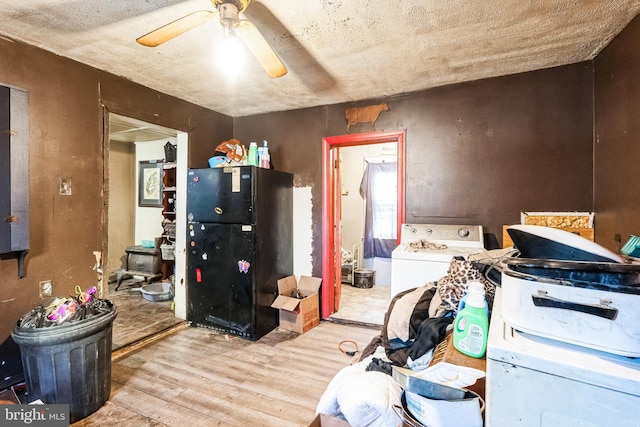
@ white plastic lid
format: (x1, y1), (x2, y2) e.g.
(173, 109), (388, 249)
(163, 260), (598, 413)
(250, 142), (257, 147)
(465, 282), (486, 308)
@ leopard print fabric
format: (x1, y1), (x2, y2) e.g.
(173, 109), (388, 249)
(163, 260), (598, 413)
(437, 258), (496, 314)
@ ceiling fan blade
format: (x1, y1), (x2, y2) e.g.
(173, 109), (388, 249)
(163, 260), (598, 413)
(235, 20), (287, 78)
(137, 10), (216, 47)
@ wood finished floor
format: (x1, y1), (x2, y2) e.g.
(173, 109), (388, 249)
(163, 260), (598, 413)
(330, 283), (391, 326)
(72, 322), (380, 427)
(108, 278), (184, 351)
(109, 278), (390, 351)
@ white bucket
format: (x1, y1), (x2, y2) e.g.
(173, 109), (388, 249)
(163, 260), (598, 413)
(140, 282), (173, 302)
(404, 389), (484, 427)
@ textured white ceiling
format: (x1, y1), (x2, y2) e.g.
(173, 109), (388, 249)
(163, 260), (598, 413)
(0, 0), (638, 117)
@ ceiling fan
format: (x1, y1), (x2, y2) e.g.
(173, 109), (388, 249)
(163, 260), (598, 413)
(137, 0), (287, 78)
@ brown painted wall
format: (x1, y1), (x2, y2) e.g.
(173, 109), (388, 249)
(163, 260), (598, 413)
(594, 15), (640, 252)
(0, 39), (232, 342)
(235, 63), (594, 276)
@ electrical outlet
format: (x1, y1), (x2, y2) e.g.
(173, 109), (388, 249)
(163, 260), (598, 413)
(39, 280), (52, 298)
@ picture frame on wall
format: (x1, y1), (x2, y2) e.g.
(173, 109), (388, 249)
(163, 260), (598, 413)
(138, 160), (163, 207)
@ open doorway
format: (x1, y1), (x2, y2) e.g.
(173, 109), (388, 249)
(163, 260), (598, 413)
(104, 113), (188, 350)
(333, 143), (398, 325)
(321, 130), (406, 325)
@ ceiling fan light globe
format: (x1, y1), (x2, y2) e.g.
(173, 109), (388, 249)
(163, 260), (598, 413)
(217, 35), (245, 78)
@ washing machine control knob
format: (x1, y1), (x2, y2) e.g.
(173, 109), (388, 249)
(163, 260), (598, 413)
(458, 228), (470, 238)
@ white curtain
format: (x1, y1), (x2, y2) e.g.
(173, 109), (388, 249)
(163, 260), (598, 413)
(360, 160), (397, 258)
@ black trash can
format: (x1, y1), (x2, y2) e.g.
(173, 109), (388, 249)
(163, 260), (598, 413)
(11, 301), (117, 423)
(353, 269), (375, 288)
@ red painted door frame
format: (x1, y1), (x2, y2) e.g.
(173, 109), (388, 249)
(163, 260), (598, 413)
(333, 146), (343, 311)
(321, 130), (406, 319)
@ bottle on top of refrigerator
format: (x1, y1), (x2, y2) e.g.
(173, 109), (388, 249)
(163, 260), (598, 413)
(248, 142), (258, 166)
(257, 146), (264, 166)
(260, 140), (271, 168)
(453, 282), (489, 358)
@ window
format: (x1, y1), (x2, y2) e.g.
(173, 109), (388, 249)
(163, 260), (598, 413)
(360, 160), (397, 258)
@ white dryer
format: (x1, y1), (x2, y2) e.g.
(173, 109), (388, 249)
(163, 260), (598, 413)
(390, 224), (485, 297)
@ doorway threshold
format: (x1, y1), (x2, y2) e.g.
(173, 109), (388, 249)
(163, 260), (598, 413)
(112, 321), (188, 361)
(325, 316), (382, 330)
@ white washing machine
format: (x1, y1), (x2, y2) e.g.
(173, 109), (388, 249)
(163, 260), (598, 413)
(390, 224), (485, 297)
(486, 288), (640, 426)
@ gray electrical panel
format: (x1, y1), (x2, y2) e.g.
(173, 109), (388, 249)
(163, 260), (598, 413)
(0, 84), (29, 277)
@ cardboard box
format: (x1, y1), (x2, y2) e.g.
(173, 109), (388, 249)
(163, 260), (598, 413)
(271, 275), (322, 334)
(520, 211), (594, 228)
(308, 413), (351, 427)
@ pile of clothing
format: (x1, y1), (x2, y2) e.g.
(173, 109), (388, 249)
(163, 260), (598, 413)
(316, 254), (505, 427)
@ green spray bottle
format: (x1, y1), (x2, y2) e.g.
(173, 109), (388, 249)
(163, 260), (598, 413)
(248, 142), (258, 166)
(453, 282), (489, 358)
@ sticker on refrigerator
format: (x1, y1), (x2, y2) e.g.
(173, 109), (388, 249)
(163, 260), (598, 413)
(242, 225), (252, 231)
(238, 260), (250, 273)
(232, 167), (240, 192)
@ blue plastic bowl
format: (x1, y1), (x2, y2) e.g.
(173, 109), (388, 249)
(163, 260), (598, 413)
(208, 156), (227, 168)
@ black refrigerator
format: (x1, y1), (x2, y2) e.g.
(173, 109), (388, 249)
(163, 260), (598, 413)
(186, 166), (293, 340)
